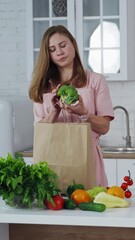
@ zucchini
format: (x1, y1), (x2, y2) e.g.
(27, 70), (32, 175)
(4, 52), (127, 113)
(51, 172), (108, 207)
(78, 202), (106, 212)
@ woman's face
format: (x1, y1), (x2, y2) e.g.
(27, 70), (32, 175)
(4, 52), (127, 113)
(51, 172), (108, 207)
(49, 33), (75, 69)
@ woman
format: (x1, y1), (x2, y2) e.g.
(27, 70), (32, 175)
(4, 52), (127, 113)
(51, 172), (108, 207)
(29, 25), (114, 186)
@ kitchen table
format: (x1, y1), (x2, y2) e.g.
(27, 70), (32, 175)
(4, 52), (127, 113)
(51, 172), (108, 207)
(0, 193), (135, 240)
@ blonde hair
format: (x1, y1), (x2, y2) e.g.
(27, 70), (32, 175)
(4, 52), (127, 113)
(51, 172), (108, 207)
(29, 25), (87, 103)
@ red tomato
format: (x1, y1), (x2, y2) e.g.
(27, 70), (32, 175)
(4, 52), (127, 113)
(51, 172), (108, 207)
(124, 190), (132, 198)
(124, 176), (129, 182)
(128, 178), (133, 186)
(44, 195), (64, 210)
(121, 182), (128, 191)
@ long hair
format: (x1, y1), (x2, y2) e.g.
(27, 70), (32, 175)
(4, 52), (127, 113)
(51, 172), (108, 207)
(29, 25), (87, 103)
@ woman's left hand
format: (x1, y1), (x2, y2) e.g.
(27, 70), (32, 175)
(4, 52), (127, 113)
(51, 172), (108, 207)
(64, 95), (88, 116)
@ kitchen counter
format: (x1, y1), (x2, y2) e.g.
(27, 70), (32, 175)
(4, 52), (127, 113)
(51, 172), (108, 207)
(103, 152), (135, 159)
(0, 193), (135, 240)
(19, 149), (135, 159)
(0, 197), (134, 227)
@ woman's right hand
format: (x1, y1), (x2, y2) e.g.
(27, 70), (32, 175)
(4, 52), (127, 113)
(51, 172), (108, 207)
(51, 84), (63, 111)
(42, 84), (62, 123)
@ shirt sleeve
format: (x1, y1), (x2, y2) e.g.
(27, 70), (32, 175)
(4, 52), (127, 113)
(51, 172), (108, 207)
(33, 102), (46, 123)
(94, 74), (114, 120)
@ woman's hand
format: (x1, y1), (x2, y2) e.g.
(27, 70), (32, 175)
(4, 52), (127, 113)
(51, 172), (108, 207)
(63, 95), (88, 116)
(41, 84), (63, 123)
(51, 84), (63, 111)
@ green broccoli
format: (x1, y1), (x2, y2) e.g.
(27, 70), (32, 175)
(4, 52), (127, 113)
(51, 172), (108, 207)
(57, 84), (79, 105)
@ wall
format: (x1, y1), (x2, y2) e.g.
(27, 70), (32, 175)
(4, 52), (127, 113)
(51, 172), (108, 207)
(0, 0), (29, 96)
(0, 0), (135, 147)
(101, 81), (135, 147)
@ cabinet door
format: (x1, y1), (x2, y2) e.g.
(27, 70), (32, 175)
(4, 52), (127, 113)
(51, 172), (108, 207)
(26, 0), (75, 81)
(103, 158), (117, 186)
(76, 0), (127, 81)
(26, 0), (127, 81)
(117, 159), (135, 190)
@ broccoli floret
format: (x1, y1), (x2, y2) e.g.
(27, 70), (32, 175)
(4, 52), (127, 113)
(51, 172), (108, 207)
(57, 85), (79, 105)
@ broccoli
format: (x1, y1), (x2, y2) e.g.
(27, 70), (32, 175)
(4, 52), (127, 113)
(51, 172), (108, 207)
(57, 84), (79, 105)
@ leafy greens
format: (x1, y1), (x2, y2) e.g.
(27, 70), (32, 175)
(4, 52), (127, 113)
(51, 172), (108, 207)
(0, 153), (59, 208)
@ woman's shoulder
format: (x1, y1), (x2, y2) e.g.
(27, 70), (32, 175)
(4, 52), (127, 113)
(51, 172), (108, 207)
(85, 70), (106, 87)
(85, 69), (105, 80)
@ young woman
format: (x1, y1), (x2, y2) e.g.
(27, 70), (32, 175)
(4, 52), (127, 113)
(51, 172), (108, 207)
(29, 25), (114, 186)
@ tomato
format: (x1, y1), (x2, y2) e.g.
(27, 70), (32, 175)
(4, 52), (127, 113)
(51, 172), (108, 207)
(44, 195), (64, 210)
(71, 189), (91, 206)
(121, 170), (133, 198)
(124, 176), (129, 182)
(124, 190), (132, 198)
(121, 182), (128, 191)
(128, 178), (133, 186)
(123, 170), (133, 186)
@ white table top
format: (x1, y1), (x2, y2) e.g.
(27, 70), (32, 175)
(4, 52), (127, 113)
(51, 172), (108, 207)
(0, 194), (135, 228)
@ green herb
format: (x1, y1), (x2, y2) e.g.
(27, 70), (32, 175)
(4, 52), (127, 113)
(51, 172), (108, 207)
(0, 153), (59, 208)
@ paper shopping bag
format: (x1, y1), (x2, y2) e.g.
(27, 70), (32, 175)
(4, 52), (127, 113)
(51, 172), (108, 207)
(33, 122), (96, 192)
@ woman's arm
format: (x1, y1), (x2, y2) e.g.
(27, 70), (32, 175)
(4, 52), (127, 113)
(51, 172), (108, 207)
(87, 114), (111, 135)
(34, 85), (62, 123)
(65, 96), (112, 135)
(40, 107), (61, 123)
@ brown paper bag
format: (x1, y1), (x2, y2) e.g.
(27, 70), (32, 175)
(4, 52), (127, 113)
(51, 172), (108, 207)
(33, 122), (96, 192)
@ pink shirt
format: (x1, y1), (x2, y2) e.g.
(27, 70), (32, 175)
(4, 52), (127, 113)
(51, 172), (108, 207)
(33, 70), (114, 186)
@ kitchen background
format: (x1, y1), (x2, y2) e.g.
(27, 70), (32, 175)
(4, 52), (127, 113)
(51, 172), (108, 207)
(0, 0), (135, 150)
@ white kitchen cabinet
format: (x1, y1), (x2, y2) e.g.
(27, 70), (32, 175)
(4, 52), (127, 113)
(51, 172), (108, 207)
(103, 158), (117, 186)
(104, 157), (135, 190)
(0, 97), (34, 158)
(26, 0), (129, 81)
(117, 159), (135, 190)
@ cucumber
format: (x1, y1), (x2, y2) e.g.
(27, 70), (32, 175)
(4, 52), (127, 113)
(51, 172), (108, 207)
(64, 199), (76, 209)
(78, 202), (106, 212)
